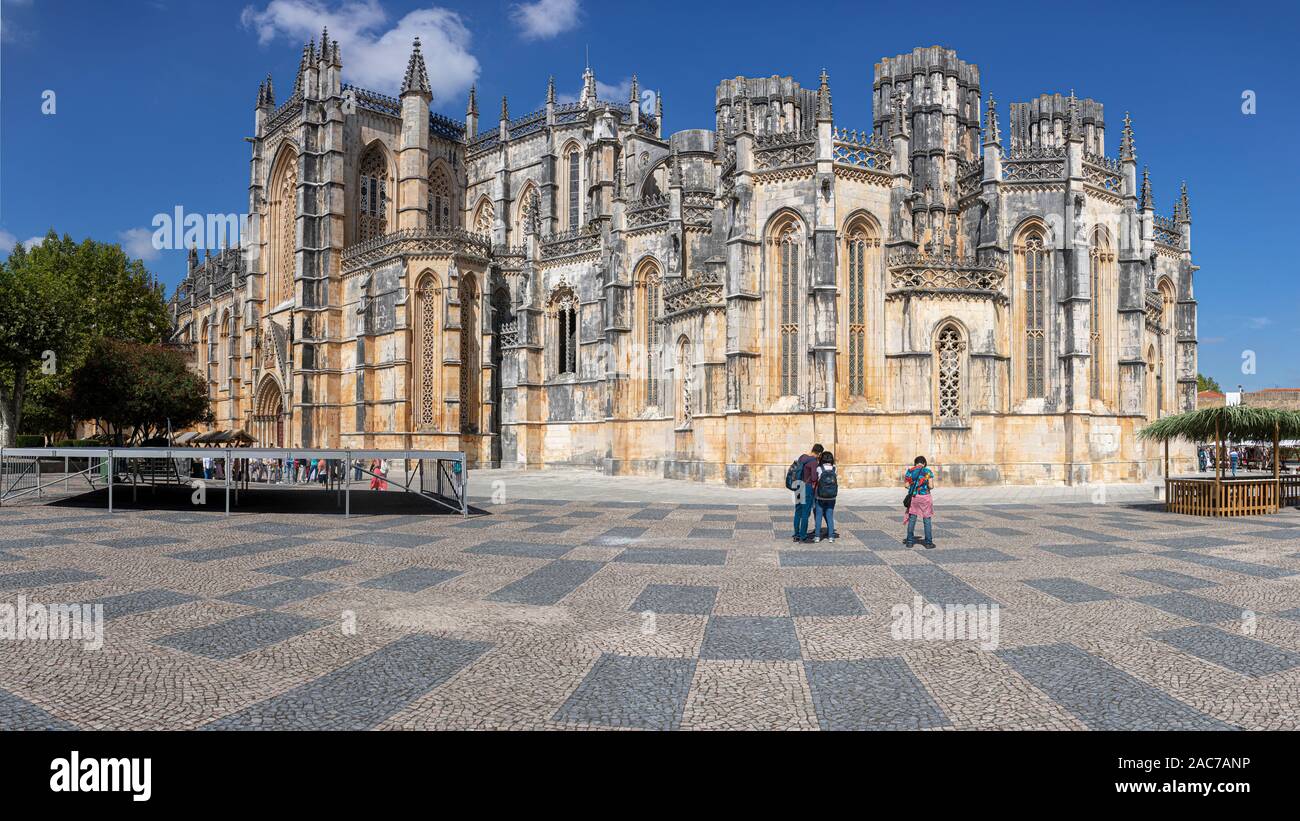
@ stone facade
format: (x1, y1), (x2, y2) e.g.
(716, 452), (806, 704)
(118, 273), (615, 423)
(169, 39), (1200, 486)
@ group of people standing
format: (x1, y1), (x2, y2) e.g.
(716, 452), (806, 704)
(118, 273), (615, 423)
(788, 445), (936, 549)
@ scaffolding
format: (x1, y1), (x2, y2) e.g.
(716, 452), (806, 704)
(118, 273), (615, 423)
(0, 447), (468, 517)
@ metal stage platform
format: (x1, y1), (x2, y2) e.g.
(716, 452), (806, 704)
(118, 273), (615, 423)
(0, 447), (468, 517)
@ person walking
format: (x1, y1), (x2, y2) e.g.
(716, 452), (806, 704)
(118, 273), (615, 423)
(1229, 447), (1239, 477)
(786, 443), (823, 542)
(812, 451), (839, 543)
(902, 456), (935, 549)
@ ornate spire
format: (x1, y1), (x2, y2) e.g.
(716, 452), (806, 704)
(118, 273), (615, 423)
(547, 75), (556, 105)
(264, 73), (274, 107)
(816, 69), (832, 120)
(401, 37), (431, 96)
(466, 85), (478, 117)
(1178, 181), (1191, 222)
(655, 90), (663, 120)
(985, 94), (999, 144)
(669, 146), (683, 187)
(581, 65), (596, 107)
(319, 27), (330, 62)
(500, 95), (509, 122)
(630, 74), (639, 103)
(1120, 111), (1135, 161)
(308, 37), (317, 63)
(1066, 89), (1081, 139)
(332, 39), (342, 67)
(256, 79), (266, 108)
(891, 86), (906, 136)
(294, 43), (310, 96)
(1140, 166), (1153, 210)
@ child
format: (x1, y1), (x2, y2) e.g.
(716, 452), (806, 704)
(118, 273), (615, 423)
(902, 456), (935, 549)
(812, 451), (839, 543)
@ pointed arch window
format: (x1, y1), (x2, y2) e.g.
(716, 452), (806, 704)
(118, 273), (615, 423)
(844, 224), (878, 396)
(1089, 230), (1116, 402)
(567, 149), (581, 229)
(414, 273), (441, 429)
(1158, 281), (1176, 417)
(1020, 230), (1048, 398)
(358, 147), (390, 242)
(936, 323), (966, 424)
(550, 286), (578, 376)
(460, 274), (480, 434)
(637, 262), (663, 407)
(271, 152), (298, 307)
(775, 223), (802, 397)
(473, 198), (494, 237)
(428, 165), (453, 230)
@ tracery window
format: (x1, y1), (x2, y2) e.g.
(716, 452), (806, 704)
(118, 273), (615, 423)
(414, 273), (441, 429)
(1158, 280), (1176, 417)
(844, 226), (877, 396)
(1089, 230), (1115, 402)
(271, 151), (298, 307)
(551, 287), (578, 376)
(473, 198), (494, 237)
(1020, 231), (1048, 398)
(460, 274), (480, 434)
(358, 146), (390, 242)
(936, 323), (965, 424)
(567, 150), (581, 229)
(428, 165), (452, 230)
(638, 263), (663, 407)
(776, 223), (801, 397)
(219, 311), (231, 385)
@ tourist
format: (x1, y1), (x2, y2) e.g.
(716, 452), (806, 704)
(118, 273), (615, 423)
(812, 451), (838, 543)
(1229, 448), (1239, 477)
(902, 456), (935, 549)
(787, 443), (823, 543)
(369, 459), (389, 491)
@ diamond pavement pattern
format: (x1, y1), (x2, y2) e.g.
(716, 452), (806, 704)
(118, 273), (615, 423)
(0, 497), (1298, 730)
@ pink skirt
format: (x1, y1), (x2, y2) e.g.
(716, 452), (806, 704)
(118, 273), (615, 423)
(904, 493), (934, 522)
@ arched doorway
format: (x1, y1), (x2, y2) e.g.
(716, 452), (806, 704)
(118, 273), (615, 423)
(254, 378), (285, 448)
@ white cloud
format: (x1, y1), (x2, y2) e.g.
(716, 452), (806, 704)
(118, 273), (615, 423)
(511, 0), (580, 41)
(0, 230), (47, 253)
(555, 76), (656, 110)
(240, 0), (479, 102)
(1246, 317), (1273, 329)
(119, 227), (161, 262)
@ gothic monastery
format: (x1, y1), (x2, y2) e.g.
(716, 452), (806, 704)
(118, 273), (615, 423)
(169, 35), (1200, 486)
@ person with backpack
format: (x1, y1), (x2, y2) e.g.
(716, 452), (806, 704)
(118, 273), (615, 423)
(786, 443), (823, 542)
(902, 456), (935, 549)
(812, 451), (839, 543)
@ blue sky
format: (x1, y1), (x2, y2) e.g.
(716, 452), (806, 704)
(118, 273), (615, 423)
(2, 0), (1297, 388)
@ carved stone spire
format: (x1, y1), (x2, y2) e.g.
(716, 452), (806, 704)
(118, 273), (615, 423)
(1140, 166), (1153, 210)
(1066, 89), (1081, 140)
(319, 27), (330, 63)
(1120, 111), (1135, 161)
(630, 74), (639, 103)
(500, 95), (509, 122)
(264, 73), (275, 107)
(984, 94), (999, 144)
(816, 69), (832, 121)
(890, 86), (906, 137)
(401, 37), (431, 97)
(1177, 181), (1191, 223)
(466, 84), (478, 117)
(547, 75), (556, 105)
(294, 43), (310, 96)
(669, 146), (683, 187)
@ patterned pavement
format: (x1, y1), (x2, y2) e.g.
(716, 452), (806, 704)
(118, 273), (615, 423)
(2, 488), (1300, 731)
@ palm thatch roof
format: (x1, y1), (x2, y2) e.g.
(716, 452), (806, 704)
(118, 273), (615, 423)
(1138, 405), (1300, 444)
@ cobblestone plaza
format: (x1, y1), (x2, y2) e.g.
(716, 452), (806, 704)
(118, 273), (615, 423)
(2, 474), (1298, 732)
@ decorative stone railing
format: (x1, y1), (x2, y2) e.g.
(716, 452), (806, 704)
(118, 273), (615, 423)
(265, 93), (303, 135)
(343, 84), (400, 117)
(682, 190), (714, 226)
(1002, 144), (1065, 183)
(626, 194), (670, 228)
(957, 158), (984, 197)
(831, 128), (891, 171)
(753, 127), (817, 171)
(663, 269), (724, 315)
(1083, 153), (1123, 195)
(429, 112), (466, 142)
(539, 227), (601, 260)
(886, 252), (1007, 300)
(341, 227), (492, 270)
(1153, 215), (1181, 248)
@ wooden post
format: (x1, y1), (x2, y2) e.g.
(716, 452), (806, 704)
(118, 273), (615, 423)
(1215, 417), (1222, 514)
(1163, 439), (1170, 507)
(1274, 418), (1281, 513)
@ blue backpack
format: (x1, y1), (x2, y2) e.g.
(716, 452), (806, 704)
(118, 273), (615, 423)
(784, 459), (802, 491)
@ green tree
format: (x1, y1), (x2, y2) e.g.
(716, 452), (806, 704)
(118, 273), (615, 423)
(0, 233), (80, 445)
(69, 338), (210, 444)
(1197, 373), (1223, 393)
(0, 230), (171, 445)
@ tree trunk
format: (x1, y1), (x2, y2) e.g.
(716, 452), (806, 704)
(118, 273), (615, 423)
(0, 366), (28, 446)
